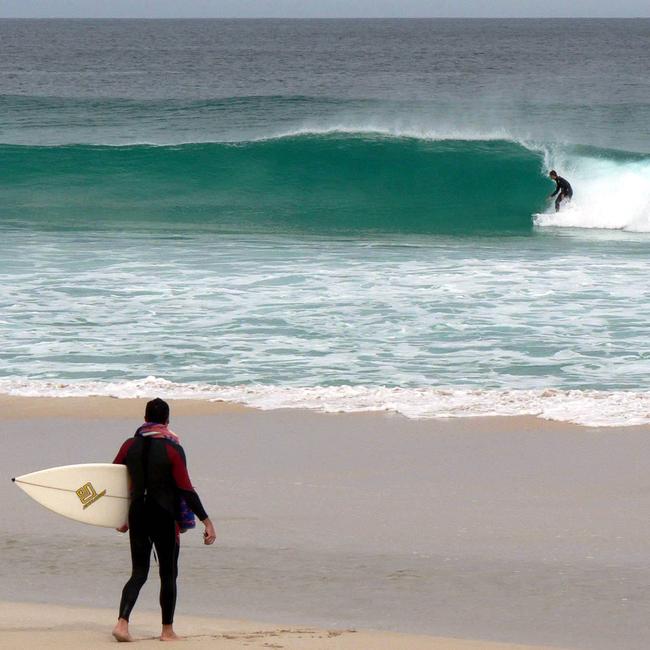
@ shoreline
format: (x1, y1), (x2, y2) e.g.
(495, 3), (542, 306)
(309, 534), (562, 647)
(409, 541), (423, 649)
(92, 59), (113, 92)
(2, 380), (650, 428)
(1, 394), (648, 433)
(0, 601), (572, 650)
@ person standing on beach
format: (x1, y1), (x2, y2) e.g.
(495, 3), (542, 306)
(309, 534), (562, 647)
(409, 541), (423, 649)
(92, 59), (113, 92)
(549, 170), (573, 212)
(112, 398), (216, 642)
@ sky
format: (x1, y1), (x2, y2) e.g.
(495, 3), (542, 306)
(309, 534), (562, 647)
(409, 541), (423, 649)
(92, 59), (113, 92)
(2, 1), (650, 18)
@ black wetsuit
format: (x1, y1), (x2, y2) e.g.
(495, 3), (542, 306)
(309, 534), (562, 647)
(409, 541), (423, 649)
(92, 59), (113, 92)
(551, 176), (573, 212)
(114, 435), (208, 625)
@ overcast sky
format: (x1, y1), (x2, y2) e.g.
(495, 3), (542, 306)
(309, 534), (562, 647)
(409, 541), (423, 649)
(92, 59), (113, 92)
(3, 1), (650, 18)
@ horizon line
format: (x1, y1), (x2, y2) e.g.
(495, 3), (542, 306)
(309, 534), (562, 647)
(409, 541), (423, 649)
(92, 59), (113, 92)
(2, 16), (649, 20)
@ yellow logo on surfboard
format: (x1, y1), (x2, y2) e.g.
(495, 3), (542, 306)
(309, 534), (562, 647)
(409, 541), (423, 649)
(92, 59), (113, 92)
(76, 482), (106, 509)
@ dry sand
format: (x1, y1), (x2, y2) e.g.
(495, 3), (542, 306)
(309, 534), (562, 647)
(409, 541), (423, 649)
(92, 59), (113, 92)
(0, 394), (246, 420)
(0, 601), (569, 650)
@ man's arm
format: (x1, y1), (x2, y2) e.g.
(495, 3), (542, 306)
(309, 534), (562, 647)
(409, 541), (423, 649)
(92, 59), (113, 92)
(550, 181), (560, 197)
(113, 438), (134, 465)
(167, 443), (216, 545)
(113, 439), (134, 533)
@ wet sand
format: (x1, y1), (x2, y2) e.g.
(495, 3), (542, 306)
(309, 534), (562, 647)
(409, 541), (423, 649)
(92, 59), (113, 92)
(2, 397), (650, 648)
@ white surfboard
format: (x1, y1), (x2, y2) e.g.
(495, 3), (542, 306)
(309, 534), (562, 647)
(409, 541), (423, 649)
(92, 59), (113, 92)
(12, 463), (130, 528)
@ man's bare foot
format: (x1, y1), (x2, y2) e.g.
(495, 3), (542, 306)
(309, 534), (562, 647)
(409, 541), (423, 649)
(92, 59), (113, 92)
(112, 618), (133, 642)
(160, 624), (181, 641)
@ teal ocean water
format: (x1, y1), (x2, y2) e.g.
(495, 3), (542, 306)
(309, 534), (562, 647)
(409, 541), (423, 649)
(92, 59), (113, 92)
(2, 19), (650, 425)
(2, 137), (548, 234)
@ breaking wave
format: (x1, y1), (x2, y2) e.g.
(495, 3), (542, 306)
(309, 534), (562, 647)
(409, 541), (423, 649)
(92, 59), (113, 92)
(2, 130), (648, 235)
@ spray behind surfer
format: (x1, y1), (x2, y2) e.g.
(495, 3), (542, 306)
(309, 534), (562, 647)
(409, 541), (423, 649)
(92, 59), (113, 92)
(549, 170), (573, 212)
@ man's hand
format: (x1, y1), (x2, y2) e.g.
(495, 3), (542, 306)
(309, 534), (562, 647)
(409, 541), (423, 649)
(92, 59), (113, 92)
(116, 523), (128, 533)
(202, 518), (216, 545)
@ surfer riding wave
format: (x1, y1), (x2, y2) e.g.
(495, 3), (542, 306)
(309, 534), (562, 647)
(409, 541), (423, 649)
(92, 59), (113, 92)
(549, 170), (573, 212)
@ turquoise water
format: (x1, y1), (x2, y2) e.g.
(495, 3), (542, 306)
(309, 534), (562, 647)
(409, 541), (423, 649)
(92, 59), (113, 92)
(1, 19), (650, 424)
(1, 137), (548, 234)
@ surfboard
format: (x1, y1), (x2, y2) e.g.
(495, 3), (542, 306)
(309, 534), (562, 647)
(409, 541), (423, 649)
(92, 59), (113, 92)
(12, 463), (130, 528)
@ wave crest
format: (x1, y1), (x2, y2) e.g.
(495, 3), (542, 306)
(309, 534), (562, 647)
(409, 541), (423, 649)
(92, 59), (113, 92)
(2, 132), (649, 234)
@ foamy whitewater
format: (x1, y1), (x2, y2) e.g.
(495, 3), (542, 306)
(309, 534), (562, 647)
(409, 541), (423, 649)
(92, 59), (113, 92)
(1, 19), (650, 427)
(3, 377), (650, 427)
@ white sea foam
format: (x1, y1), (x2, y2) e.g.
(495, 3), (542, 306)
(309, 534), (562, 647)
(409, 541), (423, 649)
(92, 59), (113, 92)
(268, 124), (514, 143)
(1, 377), (649, 428)
(535, 148), (650, 232)
(2, 234), (649, 401)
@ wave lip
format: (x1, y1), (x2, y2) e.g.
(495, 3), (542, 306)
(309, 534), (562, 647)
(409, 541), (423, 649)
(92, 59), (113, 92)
(1, 377), (649, 428)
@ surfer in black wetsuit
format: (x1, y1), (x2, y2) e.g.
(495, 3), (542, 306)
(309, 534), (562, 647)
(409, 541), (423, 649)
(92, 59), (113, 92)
(112, 398), (216, 643)
(549, 170), (573, 212)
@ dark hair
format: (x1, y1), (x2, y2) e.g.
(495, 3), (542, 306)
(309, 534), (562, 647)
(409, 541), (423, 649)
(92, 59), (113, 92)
(145, 397), (170, 424)
(549, 170), (557, 177)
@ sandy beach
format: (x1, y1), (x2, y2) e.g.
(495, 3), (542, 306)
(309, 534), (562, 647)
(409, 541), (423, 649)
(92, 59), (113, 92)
(3, 397), (650, 649)
(0, 601), (569, 650)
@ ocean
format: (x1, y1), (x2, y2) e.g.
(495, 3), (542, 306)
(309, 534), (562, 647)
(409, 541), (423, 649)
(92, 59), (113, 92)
(2, 18), (650, 426)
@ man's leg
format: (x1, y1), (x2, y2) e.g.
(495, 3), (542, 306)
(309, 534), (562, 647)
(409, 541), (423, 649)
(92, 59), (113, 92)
(555, 192), (564, 212)
(150, 504), (180, 640)
(114, 502), (152, 640)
